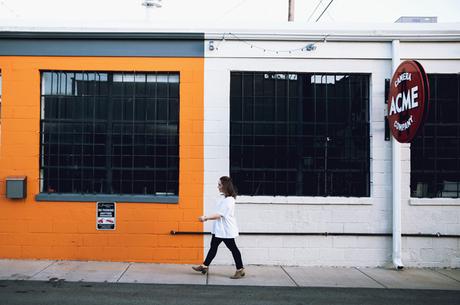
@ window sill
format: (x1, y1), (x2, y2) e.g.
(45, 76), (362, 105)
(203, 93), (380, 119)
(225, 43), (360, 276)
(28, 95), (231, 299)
(236, 196), (372, 205)
(35, 193), (178, 203)
(409, 198), (460, 206)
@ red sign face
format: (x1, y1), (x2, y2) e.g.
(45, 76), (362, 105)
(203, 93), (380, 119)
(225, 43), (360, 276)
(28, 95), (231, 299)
(387, 60), (430, 143)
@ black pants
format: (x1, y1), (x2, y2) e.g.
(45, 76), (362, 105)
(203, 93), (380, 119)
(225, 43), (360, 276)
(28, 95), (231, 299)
(203, 234), (244, 270)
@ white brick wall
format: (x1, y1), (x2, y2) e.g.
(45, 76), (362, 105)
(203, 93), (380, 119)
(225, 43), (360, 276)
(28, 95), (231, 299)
(203, 38), (460, 268)
(402, 237), (460, 267)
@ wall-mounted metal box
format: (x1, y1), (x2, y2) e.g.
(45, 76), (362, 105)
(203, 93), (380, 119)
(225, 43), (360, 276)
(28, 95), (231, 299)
(6, 176), (27, 199)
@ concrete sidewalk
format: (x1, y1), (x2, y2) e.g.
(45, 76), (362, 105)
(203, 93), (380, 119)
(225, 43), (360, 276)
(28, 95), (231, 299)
(0, 259), (459, 290)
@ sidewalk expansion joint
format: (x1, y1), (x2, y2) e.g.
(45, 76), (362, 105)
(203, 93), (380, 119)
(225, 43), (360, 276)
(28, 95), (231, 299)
(280, 266), (299, 287)
(354, 267), (388, 289)
(116, 263), (132, 283)
(433, 269), (460, 284)
(31, 260), (58, 279)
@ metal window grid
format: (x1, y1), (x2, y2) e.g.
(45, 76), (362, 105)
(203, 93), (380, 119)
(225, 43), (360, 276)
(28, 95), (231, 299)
(39, 71), (179, 196)
(230, 72), (370, 197)
(411, 74), (460, 198)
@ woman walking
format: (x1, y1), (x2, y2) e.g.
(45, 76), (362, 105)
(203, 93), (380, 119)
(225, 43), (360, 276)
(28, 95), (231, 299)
(193, 176), (245, 279)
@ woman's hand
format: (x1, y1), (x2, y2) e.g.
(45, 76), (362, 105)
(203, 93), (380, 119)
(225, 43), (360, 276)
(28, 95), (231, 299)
(198, 214), (221, 222)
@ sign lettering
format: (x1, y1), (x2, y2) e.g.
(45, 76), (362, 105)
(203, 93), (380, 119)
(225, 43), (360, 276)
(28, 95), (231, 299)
(387, 60), (429, 143)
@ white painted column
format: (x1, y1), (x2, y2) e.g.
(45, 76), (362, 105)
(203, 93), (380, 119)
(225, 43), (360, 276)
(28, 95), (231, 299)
(391, 40), (404, 269)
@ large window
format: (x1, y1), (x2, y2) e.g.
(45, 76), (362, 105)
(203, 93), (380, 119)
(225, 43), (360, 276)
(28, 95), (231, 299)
(230, 72), (370, 197)
(411, 74), (460, 198)
(40, 71), (179, 196)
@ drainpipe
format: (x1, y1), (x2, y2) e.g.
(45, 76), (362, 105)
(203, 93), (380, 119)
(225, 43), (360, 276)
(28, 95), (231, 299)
(391, 40), (404, 269)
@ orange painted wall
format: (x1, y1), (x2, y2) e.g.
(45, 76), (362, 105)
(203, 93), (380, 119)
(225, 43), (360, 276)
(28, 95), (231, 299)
(0, 56), (204, 263)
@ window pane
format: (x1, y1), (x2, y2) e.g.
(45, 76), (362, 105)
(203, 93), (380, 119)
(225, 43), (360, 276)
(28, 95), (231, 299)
(411, 74), (460, 198)
(230, 72), (370, 197)
(40, 71), (179, 196)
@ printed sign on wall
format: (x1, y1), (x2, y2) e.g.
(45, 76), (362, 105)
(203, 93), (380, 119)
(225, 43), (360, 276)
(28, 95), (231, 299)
(387, 60), (430, 143)
(97, 202), (116, 230)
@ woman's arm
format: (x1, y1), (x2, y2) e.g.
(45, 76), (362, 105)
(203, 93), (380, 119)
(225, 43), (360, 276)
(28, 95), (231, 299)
(198, 213), (221, 222)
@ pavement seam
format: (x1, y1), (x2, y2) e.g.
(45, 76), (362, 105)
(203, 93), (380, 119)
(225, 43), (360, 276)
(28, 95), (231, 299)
(116, 263), (132, 283)
(433, 269), (460, 284)
(280, 266), (299, 287)
(354, 267), (388, 289)
(30, 260), (58, 279)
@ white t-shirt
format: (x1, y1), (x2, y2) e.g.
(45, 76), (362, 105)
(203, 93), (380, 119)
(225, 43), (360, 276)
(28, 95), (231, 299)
(212, 196), (239, 239)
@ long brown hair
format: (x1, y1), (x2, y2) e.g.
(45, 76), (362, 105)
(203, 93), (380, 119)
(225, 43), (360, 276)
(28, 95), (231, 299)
(220, 176), (237, 198)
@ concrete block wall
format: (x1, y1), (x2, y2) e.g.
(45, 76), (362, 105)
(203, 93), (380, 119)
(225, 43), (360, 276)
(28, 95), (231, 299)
(205, 235), (392, 267)
(398, 52), (460, 267)
(203, 39), (460, 268)
(0, 56), (205, 264)
(402, 237), (460, 267)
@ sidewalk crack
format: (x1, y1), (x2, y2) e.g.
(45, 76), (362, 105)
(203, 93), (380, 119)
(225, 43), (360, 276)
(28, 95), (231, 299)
(433, 269), (460, 283)
(116, 263), (132, 282)
(280, 266), (299, 287)
(31, 260), (58, 279)
(354, 267), (388, 289)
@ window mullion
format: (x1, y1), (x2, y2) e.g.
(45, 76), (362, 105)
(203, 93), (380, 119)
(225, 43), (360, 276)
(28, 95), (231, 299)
(57, 72), (62, 193)
(166, 72), (170, 194)
(296, 75), (303, 196)
(153, 72), (157, 194)
(92, 74), (97, 194)
(325, 75), (329, 196)
(106, 73), (114, 194)
(131, 73), (135, 195)
(79, 72), (84, 193)
(433, 77), (438, 197)
(251, 73), (256, 194)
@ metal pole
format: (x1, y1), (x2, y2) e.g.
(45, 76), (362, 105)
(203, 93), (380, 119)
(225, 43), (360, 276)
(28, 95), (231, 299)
(391, 40), (404, 270)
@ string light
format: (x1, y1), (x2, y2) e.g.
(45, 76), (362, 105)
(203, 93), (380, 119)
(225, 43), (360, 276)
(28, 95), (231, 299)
(209, 32), (325, 54)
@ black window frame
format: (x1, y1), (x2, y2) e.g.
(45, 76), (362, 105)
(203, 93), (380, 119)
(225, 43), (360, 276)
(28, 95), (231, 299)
(411, 73), (460, 198)
(37, 70), (180, 203)
(230, 71), (370, 197)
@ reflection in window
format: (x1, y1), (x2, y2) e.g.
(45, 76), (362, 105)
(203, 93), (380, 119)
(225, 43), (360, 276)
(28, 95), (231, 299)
(40, 71), (180, 196)
(230, 72), (370, 197)
(411, 74), (460, 198)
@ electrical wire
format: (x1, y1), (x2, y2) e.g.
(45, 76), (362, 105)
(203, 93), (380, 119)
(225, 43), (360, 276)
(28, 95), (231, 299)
(307, 0), (323, 22)
(0, 0), (20, 18)
(326, 10), (335, 21)
(214, 0), (249, 22)
(315, 0), (334, 22)
(212, 32), (323, 54)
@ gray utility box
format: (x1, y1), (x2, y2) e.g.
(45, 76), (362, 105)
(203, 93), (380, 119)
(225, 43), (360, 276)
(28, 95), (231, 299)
(6, 176), (27, 199)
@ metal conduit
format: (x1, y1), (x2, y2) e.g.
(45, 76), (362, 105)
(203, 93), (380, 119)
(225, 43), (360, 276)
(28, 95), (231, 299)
(170, 231), (460, 238)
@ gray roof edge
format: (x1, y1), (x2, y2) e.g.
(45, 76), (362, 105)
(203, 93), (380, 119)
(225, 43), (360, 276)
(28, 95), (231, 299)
(204, 32), (460, 42)
(204, 24), (460, 42)
(1, 31), (458, 43)
(0, 31), (204, 40)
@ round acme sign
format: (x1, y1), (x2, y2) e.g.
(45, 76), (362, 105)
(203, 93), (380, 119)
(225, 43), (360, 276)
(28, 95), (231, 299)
(387, 60), (430, 143)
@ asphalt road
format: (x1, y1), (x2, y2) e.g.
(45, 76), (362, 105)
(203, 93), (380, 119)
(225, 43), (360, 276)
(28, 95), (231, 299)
(1, 280), (459, 305)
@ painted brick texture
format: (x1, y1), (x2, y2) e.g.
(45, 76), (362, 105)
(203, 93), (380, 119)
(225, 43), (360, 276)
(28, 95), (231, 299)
(0, 56), (205, 264)
(203, 45), (460, 268)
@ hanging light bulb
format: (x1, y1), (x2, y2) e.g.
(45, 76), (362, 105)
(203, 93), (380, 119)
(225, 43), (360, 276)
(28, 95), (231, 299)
(305, 43), (317, 51)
